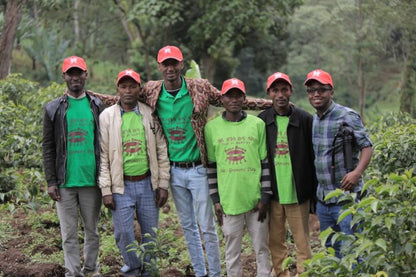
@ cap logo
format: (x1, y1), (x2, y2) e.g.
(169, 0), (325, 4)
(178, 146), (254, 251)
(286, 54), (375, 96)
(312, 70), (321, 76)
(125, 70), (133, 76)
(231, 79), (239, 85)
(164, 48), (172, 54)
(274, 73), (282, 78)
(70, 57), (78, 64)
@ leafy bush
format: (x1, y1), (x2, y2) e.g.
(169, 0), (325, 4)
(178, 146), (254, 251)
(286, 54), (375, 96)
(368, 112), (416, 177)
(304, 171), (416, 276)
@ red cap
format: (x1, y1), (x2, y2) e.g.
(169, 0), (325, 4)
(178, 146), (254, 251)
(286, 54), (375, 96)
(117, 69), (141, 85)
(266, 72), (292, 90)
(157, 45), (183, 63)
(221, 78), (246, 95)
(304, 69), (334, 88)
(62, 56), (87, 73)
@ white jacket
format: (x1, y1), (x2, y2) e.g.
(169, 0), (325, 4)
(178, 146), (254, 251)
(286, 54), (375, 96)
(98, 101), (170, 196)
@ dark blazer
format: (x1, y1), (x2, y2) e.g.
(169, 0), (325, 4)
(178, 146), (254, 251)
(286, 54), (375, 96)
(258, 106), (317, 204)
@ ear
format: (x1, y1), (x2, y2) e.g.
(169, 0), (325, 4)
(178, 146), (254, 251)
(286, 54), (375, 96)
(179, 61), (184, 70)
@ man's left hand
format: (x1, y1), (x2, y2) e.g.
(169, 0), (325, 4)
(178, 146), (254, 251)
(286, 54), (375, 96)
(341, 170), (361, 191)
(156, 188), (168, 208)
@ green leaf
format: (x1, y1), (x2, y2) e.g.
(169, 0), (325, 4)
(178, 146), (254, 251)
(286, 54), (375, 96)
(337, 209), (352, 224)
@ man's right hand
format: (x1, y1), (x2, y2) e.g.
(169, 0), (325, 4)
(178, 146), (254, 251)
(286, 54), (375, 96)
(48, 185), (60, 201)
(103, 195), (115, 210)
(214, 203), (225, 226)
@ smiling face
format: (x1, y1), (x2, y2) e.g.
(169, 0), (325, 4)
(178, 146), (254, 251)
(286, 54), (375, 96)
(267, 80), (292, 114)
(62, 67), (87, 96)
(306, 80), (334, 116)
(221, 88), (246, 114)
(117, 77), (141, 110)
(158, 58), (184, 83)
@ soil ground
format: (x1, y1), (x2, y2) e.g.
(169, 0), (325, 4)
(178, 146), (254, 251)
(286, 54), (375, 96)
(0, 208), (320, 277)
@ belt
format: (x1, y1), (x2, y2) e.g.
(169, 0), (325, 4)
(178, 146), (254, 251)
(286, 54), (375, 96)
(123, 171), (150, 182)
(170, 160), (202, 168)
(318, 200), (351, 207)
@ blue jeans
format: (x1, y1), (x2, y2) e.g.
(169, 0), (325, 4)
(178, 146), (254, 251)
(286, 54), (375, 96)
(170, 164), (221, 277)
(112, 177), (159, 277)
(316, 201), (354, 258)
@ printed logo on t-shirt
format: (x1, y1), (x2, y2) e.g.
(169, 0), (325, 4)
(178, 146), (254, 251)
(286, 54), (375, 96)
(225, 146), (246, 164)
(68, 128), (87, 144)
(168, 127), (186, 143)
(123, 139), (142, 154)
(275, 141), (289, 155)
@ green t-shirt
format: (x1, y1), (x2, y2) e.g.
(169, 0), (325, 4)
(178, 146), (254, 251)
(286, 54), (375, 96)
(121, 111), (149, 176)
(156, 77), (200, 162)
(205, 114), (267, 215)
(274, 115), (297, 204)
(64, 96), (96, 187)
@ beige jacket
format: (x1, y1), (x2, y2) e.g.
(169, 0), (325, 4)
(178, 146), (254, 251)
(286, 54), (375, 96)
(98, 101), (170, 196)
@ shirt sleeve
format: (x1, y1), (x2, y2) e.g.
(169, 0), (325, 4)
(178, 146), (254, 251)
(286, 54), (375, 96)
(345, 110), (373, 149)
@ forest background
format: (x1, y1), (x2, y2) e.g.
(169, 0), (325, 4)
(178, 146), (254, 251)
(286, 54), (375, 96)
(1, 0), (416, 120)
(1, 0), (416, 276)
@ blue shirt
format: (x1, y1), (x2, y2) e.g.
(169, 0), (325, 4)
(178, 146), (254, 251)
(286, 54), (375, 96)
(312, 101), (372, 203)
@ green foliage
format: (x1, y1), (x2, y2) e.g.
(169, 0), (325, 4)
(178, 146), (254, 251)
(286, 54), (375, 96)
(305, 171), (416, 276)
(368, 112), (416, 177)
(185, 60), (202, 79)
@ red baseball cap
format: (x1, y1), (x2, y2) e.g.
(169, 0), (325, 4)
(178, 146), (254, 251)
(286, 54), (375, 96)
(157, 45), (183, 63)
(304, 69), (334, 88)
(221, 78), (246, 95)
(266, 72), (293, 91)
(117, 69), (141, 85)
(62, 56), (87, 73)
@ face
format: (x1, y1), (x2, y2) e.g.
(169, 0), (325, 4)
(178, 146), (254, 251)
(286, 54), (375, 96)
(306, 80), (333, 114)
(221, 89), (246, 113)
(267, 81), (292, 112)
(62, 67), (87, 95)
(158, 59), (183, 82)
(117, 77), (141, 107)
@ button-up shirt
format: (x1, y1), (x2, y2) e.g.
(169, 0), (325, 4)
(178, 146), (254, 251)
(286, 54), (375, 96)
(312, 101), (372, 203)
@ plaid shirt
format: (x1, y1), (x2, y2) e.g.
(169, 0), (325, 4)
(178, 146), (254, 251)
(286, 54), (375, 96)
(312, 101), (372, 203)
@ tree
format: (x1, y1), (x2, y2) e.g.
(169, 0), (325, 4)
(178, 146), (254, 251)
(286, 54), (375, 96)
(0, 0), (24, 79)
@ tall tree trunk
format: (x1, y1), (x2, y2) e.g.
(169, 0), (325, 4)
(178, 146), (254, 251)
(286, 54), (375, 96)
(200, 54), (215, 82)
(400, 54), (416, 117)
(0, 0), (24, 79)
(73, 0), (80, 46)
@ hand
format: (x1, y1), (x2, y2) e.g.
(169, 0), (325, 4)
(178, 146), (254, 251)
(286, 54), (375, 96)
(214, 203), (225, 226)
(48, 185), (60, 201)
(254, 202), (268, 222)
(103, 195), (115, 210)
(155, 188), (168, 208)
(340, 170), (361, 191)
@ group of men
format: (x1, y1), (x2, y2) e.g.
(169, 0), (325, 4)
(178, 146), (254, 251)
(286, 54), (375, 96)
(42, 45), (372, 277)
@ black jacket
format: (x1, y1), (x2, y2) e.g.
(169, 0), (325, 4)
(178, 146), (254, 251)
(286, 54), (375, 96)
(42, 91), (105, 187)
(258, 106), (317, 204)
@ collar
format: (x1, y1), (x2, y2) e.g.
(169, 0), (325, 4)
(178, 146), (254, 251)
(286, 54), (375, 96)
(120, 104), (140, 116)
(221, 110), (247, 122)
(66, 91), (86, 99)
(318, 101), (335, 119)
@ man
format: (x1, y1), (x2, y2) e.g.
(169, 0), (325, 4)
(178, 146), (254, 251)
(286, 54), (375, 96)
(90, 45), (271, 277)
(98, 69), (170, 277)
(42, 56), (104, 277)
(258, 72), (317, 277)
(304, 69), (372, 258)
(205, 78), (272, 277)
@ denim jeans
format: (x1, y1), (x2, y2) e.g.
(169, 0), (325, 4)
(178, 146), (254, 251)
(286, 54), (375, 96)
(112, 177), (159, 277)
(170, 164), (221, 277)
(316, 201), (354, 258)
(56, 186), (101, 277)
